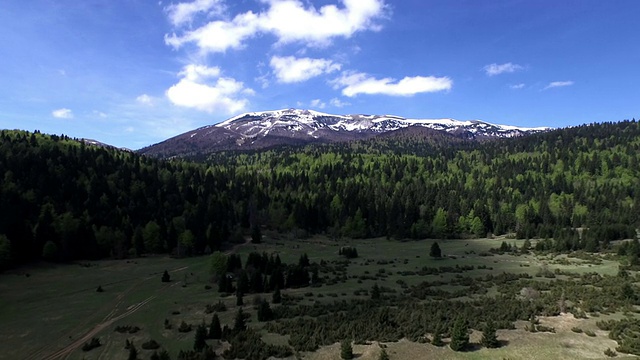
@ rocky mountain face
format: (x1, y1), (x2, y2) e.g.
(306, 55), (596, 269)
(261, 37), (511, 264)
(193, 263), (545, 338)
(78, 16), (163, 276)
(138, 109), (551, 157)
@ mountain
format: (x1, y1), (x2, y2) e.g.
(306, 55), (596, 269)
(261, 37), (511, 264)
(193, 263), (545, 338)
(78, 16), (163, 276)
(138, 108), (551, 157)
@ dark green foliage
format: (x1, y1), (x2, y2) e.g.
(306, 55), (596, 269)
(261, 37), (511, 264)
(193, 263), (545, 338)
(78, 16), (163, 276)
(604, 348), (617, 357)
(251, 224), (261, 244)
(481, 320), (500, 348)
(96, 285), (104, 292)
(82, 337), (101, 352)
(208, 313), (222, 339)
(379, 348), (390, 360)
(371, 283), (381, 300)
(340, 339), (353, 360)
(194, 323), (207, 351)
(178, 321), (192, 333)
(272, 287), (282, 304)
(339, 247), (358, 259)
(257, 299), (273, 322)
(141, 339), (161, 350)
(223, 328), (292, 360)
(128, 344), (138, 360)
(115, 325), (140, 334)
(162, 270), (171, 282)
(233, 308), (247, 333)
(429, 242), (441, 258)
(449, 317), (469, 352)
(236, 289), (244, 306)
(431, 326), (444, 347)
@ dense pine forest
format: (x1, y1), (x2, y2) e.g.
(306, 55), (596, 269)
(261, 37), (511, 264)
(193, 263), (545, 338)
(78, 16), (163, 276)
(1, 120), (639, 269)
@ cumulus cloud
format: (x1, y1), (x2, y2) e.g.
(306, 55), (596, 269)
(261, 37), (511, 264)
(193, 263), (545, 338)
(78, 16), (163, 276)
(165, 0), (387, 53)
(136, 94), (154, 105)
(270, 56), (341, 83)
(484, 62), (524, 76)
(166, 64), (253, 113)
(510, 83), (525, 89)
(544, 81), (574, 90)
(330, 97), (350, 108)
(165, 0), (225, 27)
(332, 71), (452, 97)
(52, 108), (73, 119)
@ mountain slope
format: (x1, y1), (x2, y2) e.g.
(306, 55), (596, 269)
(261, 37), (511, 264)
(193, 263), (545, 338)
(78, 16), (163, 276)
(138, 108), (551, 157)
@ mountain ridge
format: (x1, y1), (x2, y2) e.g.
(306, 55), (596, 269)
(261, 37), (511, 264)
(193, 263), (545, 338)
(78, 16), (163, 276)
(138, 108), (552, 157)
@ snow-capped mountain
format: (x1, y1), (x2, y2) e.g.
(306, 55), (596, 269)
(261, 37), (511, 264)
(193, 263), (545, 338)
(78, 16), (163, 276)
(138, 109), (551, 157)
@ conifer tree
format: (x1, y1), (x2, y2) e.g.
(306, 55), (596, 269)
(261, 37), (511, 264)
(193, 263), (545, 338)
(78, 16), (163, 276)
(208, 313), (222, 339)
(429, 241), (442, 258)
(481, 319), (500, 348)
(272, 287), (282, 304)
(194, 322), (207, 351)
(340, 339), (353, 360)
(449, 317), (469, 351)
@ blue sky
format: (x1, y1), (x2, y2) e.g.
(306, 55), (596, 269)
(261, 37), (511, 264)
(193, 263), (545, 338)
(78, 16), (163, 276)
(1, 0), (639, 149)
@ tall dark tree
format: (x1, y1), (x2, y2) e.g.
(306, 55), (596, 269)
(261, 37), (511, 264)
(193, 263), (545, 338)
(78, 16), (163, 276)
(194, 322), (207, 351)
(272, 287), (282, 304)
(481, 319), (500, 348)
(208, 313), (222, 339)
(429, 241), (442, 258)
(233, 308), (247, 333)
(449, 316), (469, 351)
(340, 339), (353, 360)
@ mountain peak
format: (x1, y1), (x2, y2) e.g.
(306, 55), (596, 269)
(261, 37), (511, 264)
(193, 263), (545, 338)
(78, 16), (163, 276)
(138, 109), (552, 157)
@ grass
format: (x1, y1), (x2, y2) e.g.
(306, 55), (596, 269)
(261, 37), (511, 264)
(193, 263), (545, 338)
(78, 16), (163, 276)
(0, 234), (632, 359)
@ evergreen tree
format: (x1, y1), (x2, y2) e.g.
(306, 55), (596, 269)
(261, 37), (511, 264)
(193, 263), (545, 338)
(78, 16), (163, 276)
(449, 317), (469, 351)
(208, 313), (222, 339)
(379, 348), (390, 360)
(272, 287), (282, 304)
(251, 224), (261, 244)
(194, 322), (207, 351)
(431, 325), (444, 347)
(257, 299), (273, 321)
(233, 308), (247, 333)
(481, 319), (500, 348)
(236, 289), (244, 306)
(161, 270), (171, 282)
(128, 344), (138, 360)
(429, 241), (442, 258)
(371, 283), (381, 300)
(340, 339), (353, 360)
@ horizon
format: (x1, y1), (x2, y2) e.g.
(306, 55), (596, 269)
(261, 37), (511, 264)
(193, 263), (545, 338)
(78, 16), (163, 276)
(1, 0), (639, 149)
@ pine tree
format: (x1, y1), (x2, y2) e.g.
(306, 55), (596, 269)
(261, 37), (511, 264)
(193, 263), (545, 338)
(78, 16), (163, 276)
(236, 289), (243, 306)
(429, 241), (442, 258)
(431, 325), (444, 347)
(257, 299), (273, 321)
(371, 283), (381, 300)
(449, 317), (469, 351)
(481, 319), (500, 348)
(128, 344), (138, 360)
(161, 270), (171, 282)
(208, 313), (221, 339)
(341, 339), (354, 360)
(272, 287), (282, 304)
(233, 308), (246, 333)
(194, 322), (207, 351)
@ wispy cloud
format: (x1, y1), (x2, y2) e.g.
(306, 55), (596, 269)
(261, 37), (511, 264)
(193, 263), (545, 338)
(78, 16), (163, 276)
(544, 81), (574, 90)
(165, 0), (225, 27)
(165, 0), (387, 53)
(332, 71), (452, 97)
(310, 99), (326, 109)
(484, 62), (524, 76)
(166, 64), (253, 114)
(330, 98), (350, 108)
(270, 56), (341, 83)
(52, 108), (73, 119)
(510, 83), (525, 89)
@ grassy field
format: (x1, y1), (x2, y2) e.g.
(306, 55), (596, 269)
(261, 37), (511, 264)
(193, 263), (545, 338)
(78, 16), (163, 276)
(0, 235), (634, 359)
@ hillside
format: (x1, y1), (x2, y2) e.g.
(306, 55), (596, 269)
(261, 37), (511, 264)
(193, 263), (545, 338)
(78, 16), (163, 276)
(1, 120), (639, 269)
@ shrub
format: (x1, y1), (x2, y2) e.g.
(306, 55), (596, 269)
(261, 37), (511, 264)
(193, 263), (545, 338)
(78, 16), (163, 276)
(141, 339), (161, 350)
(571, 327), (583, 333)
(82, 337), (101, 352)
(604, 348), (617, 357)
(178, 321), (192, 333)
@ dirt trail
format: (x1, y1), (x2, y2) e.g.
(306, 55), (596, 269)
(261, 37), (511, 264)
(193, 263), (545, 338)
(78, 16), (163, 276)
(23, 265), (188, 360)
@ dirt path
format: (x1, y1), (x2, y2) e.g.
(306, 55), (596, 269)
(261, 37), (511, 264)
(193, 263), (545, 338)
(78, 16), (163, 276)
(23, 265), (188, 360)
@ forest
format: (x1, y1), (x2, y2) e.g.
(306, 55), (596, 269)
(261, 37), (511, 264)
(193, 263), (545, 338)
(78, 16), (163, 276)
(1, 119), (639, 269)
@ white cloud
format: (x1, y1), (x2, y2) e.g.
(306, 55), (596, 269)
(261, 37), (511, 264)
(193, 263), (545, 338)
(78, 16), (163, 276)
(332, 71), (452, 97)
(310, 99), (326, 109)
(136, 94), (154, 105)
(544, 81), (574, 90)
(165, 0), (225, 27)
(270, 56), (341, 83)
(484, 62), (524, 76)
(330, 98), (350, 108)
(52, 108), (73, 119)
(166, 64), (252, 113)
(510, 83), (525, 89)
(165, 0), (387, 53)
(93, 110), (108, 118)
